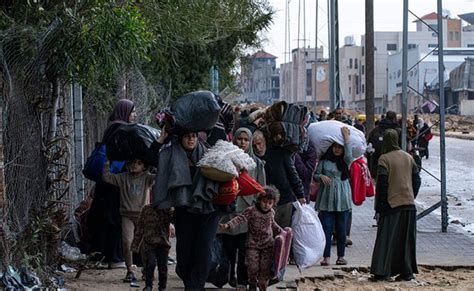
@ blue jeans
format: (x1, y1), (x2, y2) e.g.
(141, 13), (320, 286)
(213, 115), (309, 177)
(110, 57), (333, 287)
(319, 210), (350, 258)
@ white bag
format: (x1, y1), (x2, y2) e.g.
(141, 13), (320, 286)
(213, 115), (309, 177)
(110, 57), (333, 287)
(291, 202), (326, 271)
(308, 120), (367, 159)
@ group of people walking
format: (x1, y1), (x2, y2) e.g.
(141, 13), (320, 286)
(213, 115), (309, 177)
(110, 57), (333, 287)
(83, 98), (422, 290)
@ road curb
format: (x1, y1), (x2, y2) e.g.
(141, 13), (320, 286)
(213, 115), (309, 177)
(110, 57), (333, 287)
(433, 131), (474, 140)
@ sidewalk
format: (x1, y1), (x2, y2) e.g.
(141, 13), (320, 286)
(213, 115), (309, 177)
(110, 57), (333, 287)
(270, 197), (474, 289)
(65, 198), (474, 290)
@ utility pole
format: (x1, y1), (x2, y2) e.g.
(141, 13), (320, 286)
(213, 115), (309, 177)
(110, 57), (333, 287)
(314, 0), (318, 107)
(437, 0), (448, 233)
(328, 0), (336, 110)
(365, 0), (375, 133)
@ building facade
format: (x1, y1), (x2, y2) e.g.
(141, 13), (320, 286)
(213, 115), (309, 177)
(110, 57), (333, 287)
(279, 47), (326, 107)
(240, 51), (279, 104)
(345, 11), (474, 113)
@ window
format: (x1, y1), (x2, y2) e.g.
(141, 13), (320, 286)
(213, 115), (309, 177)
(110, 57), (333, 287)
(469, 91), (474, 100)
(449, 31), (454, 41)
(355, 75), (360, 94)
(428, 44), (438, 48)
(362, 47), (365, 56)
(429, 24), (438, 32)
(349, 75), (351, 81)
(387, 44), (397, 51)
(455, 32), (460, 41)
(468, 44), (474, 48)
(306, 69), (312, 96)
(355, 58), (358, 69)
(362, 84), (365, 93)
(362, 65), (365, 75)
(349, 58), (353, 69)
(349, 87), (351, 94)
(408, 44), (417, 49)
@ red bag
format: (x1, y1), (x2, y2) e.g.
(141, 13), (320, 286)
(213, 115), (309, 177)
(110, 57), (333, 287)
(272, 227), (293, 281)
(423, 132), (433, 141)
(350, 157), (375, 206)
(309, 180), (321, 202)
(213, 179), (240, 205)
(236, 171), (265, 196)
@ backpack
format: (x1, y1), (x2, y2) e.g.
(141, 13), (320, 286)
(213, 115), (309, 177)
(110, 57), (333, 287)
(82, 143), (125, 182)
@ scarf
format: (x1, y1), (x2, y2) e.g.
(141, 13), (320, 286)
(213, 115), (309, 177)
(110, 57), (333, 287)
(233, 127), (266, 211)
(153, 139), (218, 213)
(109, 99), (134, 122)
(381, 129), (401, 154)
(321, 143), (349, 181)
(102, 99), (134, 142)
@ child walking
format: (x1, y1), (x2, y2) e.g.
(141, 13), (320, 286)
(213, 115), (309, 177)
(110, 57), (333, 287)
(102, 159), (155, 286)
(220, 186), (283, 291)
(132, 205), (174, 291)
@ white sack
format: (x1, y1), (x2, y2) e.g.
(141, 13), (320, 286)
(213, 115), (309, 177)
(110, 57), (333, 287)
(197, 140), (256, 176)
(308, 120), (367, 159)
(291, 202), (326, 271)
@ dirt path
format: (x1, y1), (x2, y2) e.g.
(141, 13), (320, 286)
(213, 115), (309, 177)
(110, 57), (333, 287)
(297, 266), (474, 290)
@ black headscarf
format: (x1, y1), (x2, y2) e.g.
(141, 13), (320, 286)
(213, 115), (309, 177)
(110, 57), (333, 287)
(321, 143), (349, 180)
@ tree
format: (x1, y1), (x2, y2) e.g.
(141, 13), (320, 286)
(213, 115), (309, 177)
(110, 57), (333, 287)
(0, 0), (152, 269)
(0, 0), (273, 273)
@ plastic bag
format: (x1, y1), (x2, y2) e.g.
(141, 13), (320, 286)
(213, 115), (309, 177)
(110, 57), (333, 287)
(207, 235), (230, 288)
(106, 123), (161, 165)
(59, 241), (87, 261)
(0, 266), (41, 289)
(83, 143), (125, 181)
(291, 202), (326, 271)
(308, 120), (367, 159)
(170, 90), (221, 133)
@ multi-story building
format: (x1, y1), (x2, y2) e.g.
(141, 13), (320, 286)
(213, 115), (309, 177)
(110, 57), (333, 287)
(279, 47), (327, 107)
(347, 12), (473, 113)
(339, 36), (364, 110)
(459, 13), (474, 47)
(387, 47), (474, 112)
(240, 50), (279, 104)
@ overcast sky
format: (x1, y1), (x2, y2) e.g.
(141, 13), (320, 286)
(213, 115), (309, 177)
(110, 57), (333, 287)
(263, 0), (474, 65)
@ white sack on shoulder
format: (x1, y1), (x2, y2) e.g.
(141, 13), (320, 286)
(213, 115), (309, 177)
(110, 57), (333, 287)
(291, 202), (326, 272)
(197, 140), (256, 176)
(308, 120), (367, 159)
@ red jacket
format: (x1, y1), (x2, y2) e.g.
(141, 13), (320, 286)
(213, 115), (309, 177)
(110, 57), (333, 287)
(350, 157), (375, 206)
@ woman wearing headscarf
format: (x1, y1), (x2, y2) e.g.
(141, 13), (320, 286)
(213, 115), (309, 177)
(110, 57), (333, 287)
(87, 99), (136, 268)
(370, 129), (421, 282)
(152, 130), (220, 290)
(219, 127), (266, 287)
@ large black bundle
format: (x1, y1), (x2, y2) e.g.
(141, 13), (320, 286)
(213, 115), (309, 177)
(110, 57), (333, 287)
(170, 90), (220, 133)
(106, 123), (161, 165)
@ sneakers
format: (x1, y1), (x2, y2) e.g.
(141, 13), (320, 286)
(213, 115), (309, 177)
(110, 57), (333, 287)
(345, 237), (353, 246)
(109, 261), (127, 269)
(395, 274), (415, 281)
(123, 271), (136, 283)
(167, 256), (176, 265)
(336, 257), (347, 265)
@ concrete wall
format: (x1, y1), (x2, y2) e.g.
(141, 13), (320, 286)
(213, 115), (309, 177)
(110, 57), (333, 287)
(460, 99), (474, 115)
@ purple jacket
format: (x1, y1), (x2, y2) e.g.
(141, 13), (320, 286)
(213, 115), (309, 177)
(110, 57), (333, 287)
(295, 143), (317, 201)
